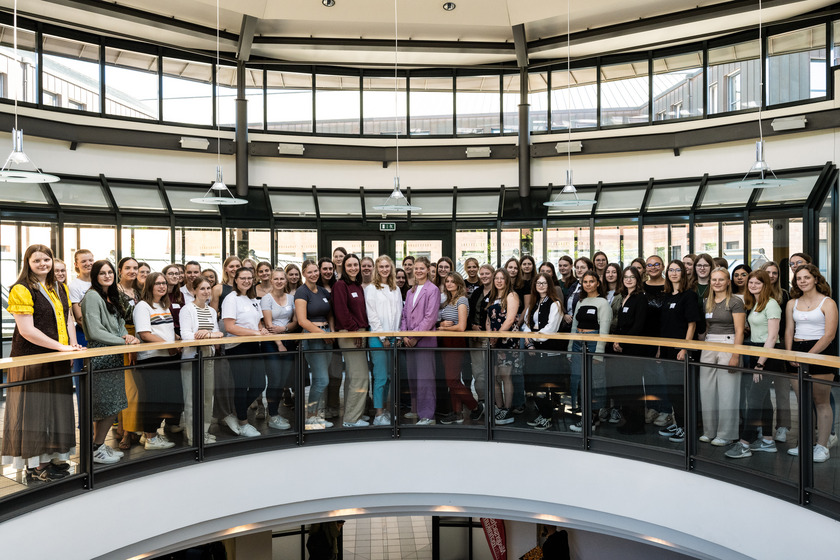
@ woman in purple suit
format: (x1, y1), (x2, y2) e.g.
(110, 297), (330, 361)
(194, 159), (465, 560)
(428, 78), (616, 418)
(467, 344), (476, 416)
(399, 257), (439, 425)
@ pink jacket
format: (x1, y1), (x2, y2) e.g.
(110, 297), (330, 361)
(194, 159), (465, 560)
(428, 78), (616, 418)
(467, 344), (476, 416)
(399, 282), (440, 348)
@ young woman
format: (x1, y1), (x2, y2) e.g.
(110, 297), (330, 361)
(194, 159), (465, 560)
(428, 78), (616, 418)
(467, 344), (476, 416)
(562, 257), (594, 333)
(592, 251), (608, 281)
(785, 264), (838, 462)
(69, 249), (94, 374)
(519, 255), (537, 298)
(241, 258), (258, 271)
(365, 255), (403, 426)
(568, 271), (612, 431)
(332, 247), (347, 280)
(439, 272), (480, 425)
(317, 257), (342, 420)
(654, 260), (699, 443)
(731, 264), (752, 299)
(221, 267), (269, 437)
(612, 266), (649, 434)
(115, 256), (142, 450)
(360, 256), (375, 289)
(81, 260), (140, 464)
(463, 257), (481, 296)
(260, 268), (297, 431)
(137, 262), (151, 290)
(332, 254), (370, 428)
(486, 268), (520, 425)
(436, 257), (454, 292)
(53, 258), (67, 285)
(725, 270), (782, 458)
(211, 256), (242, 313)
(557, 255), (574, 299)
(604, 263), (621, 303)
(133, 272), (180, 451)
(395, 268), (409, 300)
(2, 245), (81, 481)
(179, 276), (224, 444)
(162, 263), (185, 338)
(522, 272), (564, 431)
(402, 256), (415, 287)
(400, 257), (440, 425)
(202, 268), (218, 288)
(255, 261), (273, 298)
(468, 264), (495, 414)
(428, 263), (438, 286)
(683, 254), (698, 291)
(760, 260), (793, 442)
(697, 268), (745, 447)
(284, 263), (302, 294)
(504, 258), (526, 318)
(317, 258), (336, 291)
(630, 258), (647, 280)
(295, 260), (336, 429)
(642, 255), (669, 424)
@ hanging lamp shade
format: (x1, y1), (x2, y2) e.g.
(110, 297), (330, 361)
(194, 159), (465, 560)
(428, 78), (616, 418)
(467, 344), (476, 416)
(544, 170), (596, 207)
(372, 177), (421, 213)
(191, 166), (247, 205)
(725, 141), (796, 189)
(0, 129), (59, 184)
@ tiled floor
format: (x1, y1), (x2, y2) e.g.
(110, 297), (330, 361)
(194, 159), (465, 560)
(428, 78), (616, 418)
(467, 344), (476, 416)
(342, 516), (432, 560)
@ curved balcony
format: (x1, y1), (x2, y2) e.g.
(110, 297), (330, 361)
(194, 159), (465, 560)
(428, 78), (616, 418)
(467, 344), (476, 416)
(0, 331), (838, 558)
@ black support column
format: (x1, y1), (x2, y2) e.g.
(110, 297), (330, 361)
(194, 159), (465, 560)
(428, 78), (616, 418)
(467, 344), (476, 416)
(235, 61), (249, 197)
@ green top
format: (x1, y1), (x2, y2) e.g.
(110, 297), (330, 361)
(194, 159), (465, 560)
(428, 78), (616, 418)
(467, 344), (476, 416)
(747, 298), (782, 344)
(81, 289), (128, 346)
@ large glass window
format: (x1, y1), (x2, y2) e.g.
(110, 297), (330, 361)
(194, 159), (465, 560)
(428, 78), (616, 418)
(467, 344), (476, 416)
(670, 223), (689, 261)
(528, 72), (548, 132)
(596, 187), (646, 214)
(722, 221), (744, 268)
(266, 70), (313, 133)
(63, 225), (117, 278)
(456, 229), (497, 267)
(642, 225), (668, 260)
(217, 65), (264, 129)
(363, 76), (406, 135)
(501, 73), (520, 134)
(456, 74), (500, 135)
(593, 224), (638, 264)
(653, 51), (703, 120)
(647, 182), (700, 212)
(695, 222), (720, 256)
(175, 227), (222, 274)
(50, 179), (108, 208)
(699, 179), (754, 209)
(750, 219), (775, 268)
(600, 59), (649, 126)
(551, 66), (597, 130)
(108, 183), (165, 211)
(315, 74), (361, 134)
(395, 240), (443, 266)
(121, 226), (171, 271)
(409, 76), (453, 136)
(162, 57), (212, 125)
(105, 47), (159, 120)
(547, 225), (589, 261)
(1, 223), (53, 347)
(275, 229), (317, 267)
(818, 191), (832, 285)
(455, 191), (499, 219)
(0, 25), (37, 103)
(768, 24), (827, 104)
(42, 35), (100, 112)
(500, 228), (543, 263)
(708, 39), (760, 113)
(229, 228), (271, 263)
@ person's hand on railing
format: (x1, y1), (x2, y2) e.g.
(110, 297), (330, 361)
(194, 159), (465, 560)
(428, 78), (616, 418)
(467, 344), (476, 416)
(122, 334), (140, 345)
(613, 342), (622, 353)
(60, 343), (84, 352)
(676, 349), (686, 361)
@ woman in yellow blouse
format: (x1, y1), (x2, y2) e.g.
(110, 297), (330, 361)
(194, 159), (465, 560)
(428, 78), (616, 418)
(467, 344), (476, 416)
(1, 244), (83, 482)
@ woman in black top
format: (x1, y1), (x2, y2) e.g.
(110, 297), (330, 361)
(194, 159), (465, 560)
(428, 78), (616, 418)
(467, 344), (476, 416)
(468, 264), (495, 410)
(731, 264), (752, 298)
(592, 251), (608, 282)
(612, 266), (648, 434)
(561, 257), (594, 333)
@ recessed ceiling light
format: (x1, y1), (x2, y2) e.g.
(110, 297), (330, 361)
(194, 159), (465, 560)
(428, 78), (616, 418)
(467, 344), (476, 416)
(322, 0), (335, 6)
(443, 2), (456, 11)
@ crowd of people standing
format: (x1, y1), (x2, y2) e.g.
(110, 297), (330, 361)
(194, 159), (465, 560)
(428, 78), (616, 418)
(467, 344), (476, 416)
(1, 243), (837, 481)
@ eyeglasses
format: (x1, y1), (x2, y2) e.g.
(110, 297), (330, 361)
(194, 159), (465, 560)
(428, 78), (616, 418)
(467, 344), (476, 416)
(667, 268), (682, 274)
(623, 275), (635, 280)
(790, 261), (806, 268)
(153, 281), (168, 286)
(535, 281), (548, 286)
(646, 263), (662, 268)
(165, 271), (179, 276)
(695, 263), (710, 269)
(239, 277), (254, 282)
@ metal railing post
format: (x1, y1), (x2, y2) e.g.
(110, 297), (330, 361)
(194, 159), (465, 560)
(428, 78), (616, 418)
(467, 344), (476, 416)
(798, 363), (813, 506)
(392, 336), (399, 438)
(297, 340), (305, 444)
(581, 341), (590, 449)
(81, 358), (93, 489)
(486, 336), (493, 440)
(195, 351), (204, 461)
(684, 351), (694, 471)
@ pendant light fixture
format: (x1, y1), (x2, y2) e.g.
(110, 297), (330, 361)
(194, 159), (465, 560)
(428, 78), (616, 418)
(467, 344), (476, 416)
(191, 0), (247, 205)
(0, 0), (58, 184)
(373, 0), (421, 214)
(725, 0), (793, 189)
(545, 0), (594, 207)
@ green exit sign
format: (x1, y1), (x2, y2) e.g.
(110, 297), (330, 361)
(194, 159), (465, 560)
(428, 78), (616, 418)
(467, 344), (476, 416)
(379, 222), (396, 231)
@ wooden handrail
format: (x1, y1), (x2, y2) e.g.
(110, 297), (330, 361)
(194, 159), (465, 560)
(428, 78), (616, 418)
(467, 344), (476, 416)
(0, 330), (837, 371)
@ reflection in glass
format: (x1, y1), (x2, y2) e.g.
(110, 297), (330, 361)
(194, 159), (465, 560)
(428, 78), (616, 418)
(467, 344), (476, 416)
(708, 40), (760, 113)
(653, 51), (703, 120)
(551, 66), (597, 130)
(267, 70), (313, 133)
(0, 25), (37, 103)
(105, 47), (159, 119)
(217, 65), (264, 129)
(122, 226), (172, 272)
(409, 76), (453, 136)
(456, 75), (500, 135)
(600, 60), (649, 126)
(363, 76), (407, 135)
(162, 58), (212, 125)
(767, 24), (827, 105)
(316, 74), (361, 134)
(42, 35), (99, 112)
(175, 227), (223, 275)
(276, 230), (318, 267)
(695, 222), (720, 256)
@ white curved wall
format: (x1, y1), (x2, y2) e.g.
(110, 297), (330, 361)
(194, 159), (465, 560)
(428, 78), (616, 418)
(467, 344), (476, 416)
(1, 440), (837, 560)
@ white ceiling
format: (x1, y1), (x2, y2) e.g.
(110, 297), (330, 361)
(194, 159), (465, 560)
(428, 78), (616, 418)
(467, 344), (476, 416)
(9, 0), (839, 67)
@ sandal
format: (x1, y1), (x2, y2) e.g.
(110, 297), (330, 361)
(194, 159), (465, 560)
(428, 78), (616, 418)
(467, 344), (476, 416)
(119, 432), (133, 450)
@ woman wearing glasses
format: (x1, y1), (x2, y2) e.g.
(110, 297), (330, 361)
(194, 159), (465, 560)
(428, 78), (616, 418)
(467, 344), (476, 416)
(693, 254), (715, 300)
(612, 266), (649, 434)
(561, 257), (594, 335)
(642, 255), (668, 426)
(760, 260), (792, 442)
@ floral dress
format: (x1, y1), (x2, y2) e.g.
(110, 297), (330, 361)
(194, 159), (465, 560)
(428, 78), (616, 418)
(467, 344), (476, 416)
(487, 298), (521, 367)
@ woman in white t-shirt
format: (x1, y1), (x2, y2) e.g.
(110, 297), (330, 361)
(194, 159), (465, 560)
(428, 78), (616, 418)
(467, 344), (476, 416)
(180, 276), (224, 445)
(261, 268), (297, 431)
(221, 267), (270, 438)
(133, 272), (180, 451)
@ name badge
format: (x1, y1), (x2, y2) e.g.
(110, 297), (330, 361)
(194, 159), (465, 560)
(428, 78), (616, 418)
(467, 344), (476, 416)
(622, 307), (629, 313)
(171, 303), (180, 309)
(322, 298), (329, 303)
(705, 312), (714, 319)
(586, 308), (596, 314)
(669, 303), (676, 309)
(351, 292), (358, 298)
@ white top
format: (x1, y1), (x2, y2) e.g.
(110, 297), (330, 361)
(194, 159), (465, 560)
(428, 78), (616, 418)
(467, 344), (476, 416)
(179, 302), (220, 359)
(793, 297), (829, 340)
(521, 299), (563, 342)
(69, 278), (91, 304)
(180, 285), (195, 305)
(261, 292), (295, 327)
(133, 301), (175, 361)
(412, 282), (426, 306)
(221, 293), (262, 349)
(365, 284), (404, 341)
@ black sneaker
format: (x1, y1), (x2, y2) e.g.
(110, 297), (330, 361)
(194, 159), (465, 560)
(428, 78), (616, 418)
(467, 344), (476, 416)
(533, 416), (552, 430)
(440, 412), (464, 425)
(28, 464), (68, 482)
(527, 415), (546, 427)
(495, 408), (515, 425)
(469, 402), (485, 421)
(512, 406), (525, 415)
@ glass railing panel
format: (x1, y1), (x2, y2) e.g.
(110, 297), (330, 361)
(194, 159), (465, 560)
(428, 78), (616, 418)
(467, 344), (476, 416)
(0, 374), (81, 494)
(519, 348), (571, 433)
(808, 376), (838, 497)
(692, 363), (799, 486)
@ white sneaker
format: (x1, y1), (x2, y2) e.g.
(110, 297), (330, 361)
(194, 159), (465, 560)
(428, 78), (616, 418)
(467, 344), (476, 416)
(305, 417), (325, 430)
(774, 426), (789, 442)
(238, 423), (261, 437)
(787, 446), (799, 457)
(204, 433), (217, 444)
(93, 445), (120, 464)
(144, 435), (175, 450)
(404, 411), (418, 419)
(102, 444), (124, 458)
(711, 437), (731, 447)
(653, 412), (672, 427)
(829, 433), (838, 448)
(268, 415), (291, 430)
(223, 414), (241, 435)
(373, 414), (391, 426)
(343, 419), (370, 428)
(416, 418), (436, 425)
(317, 417), (334, 428)
(814, 444), (830, 463)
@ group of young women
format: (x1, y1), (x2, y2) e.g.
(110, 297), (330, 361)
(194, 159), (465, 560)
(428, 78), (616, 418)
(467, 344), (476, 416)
(2, 244), (837, 481)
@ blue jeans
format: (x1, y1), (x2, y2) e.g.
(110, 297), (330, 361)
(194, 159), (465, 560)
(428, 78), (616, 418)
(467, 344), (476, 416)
(569, 340), (606, 412)
(369, 336), (394, 409)
(303, 330), (331, 412)
(264, 341), (295, 417)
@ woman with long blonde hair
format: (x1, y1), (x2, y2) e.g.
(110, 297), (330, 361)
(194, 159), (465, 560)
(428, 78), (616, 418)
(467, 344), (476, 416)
(365, 255), (403, 425)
